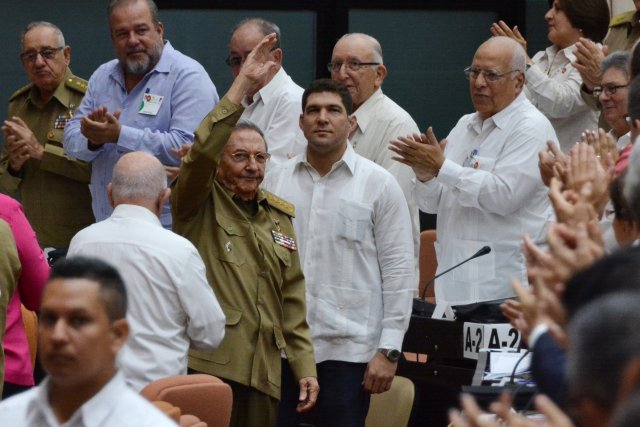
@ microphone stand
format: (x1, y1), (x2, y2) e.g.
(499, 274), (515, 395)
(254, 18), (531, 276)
(412, 246), (492, 317)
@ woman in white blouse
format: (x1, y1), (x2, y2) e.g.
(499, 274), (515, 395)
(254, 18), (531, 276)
(491, 0), (609, 152)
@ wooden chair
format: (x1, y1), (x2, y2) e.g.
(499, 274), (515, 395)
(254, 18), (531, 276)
(365, 376), (415, 427)
(152, 400), (207, 427)
(141, 374), (232, 427)
(20, 304), (38, 367)
(404, 230), (438, 363)
(419, 230), (437, 301)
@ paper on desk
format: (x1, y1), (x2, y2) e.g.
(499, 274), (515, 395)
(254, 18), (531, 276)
(484, 351), (531, 380)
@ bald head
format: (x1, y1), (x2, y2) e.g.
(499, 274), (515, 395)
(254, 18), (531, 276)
(330, 33), (387, 109)
(335, 33), (383, 63)
(480, 36), (526, 73)
(469, 36), (526, 119)
(227, 18), (282, 95)
(109, 152), (168, 212)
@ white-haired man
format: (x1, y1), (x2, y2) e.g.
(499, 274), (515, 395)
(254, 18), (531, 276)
(391, 37), (558, 305)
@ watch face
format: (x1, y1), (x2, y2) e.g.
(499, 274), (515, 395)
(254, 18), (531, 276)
(386, 349), (401, 361)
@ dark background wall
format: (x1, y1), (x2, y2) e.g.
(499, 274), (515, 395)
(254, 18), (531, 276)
(0, 0), (549, 150)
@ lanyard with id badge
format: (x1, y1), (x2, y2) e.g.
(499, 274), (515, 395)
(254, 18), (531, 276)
(139, 88), (164, 116)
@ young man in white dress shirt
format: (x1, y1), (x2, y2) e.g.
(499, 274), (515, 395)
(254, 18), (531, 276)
(0, 256), (177, 426)
(264, 79), (415, 427)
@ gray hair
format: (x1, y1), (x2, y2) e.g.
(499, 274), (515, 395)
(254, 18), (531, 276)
(21, 21), (65, 47)
(567, 292), (640, 414)
(108, 0), (160, 25)
(228, 121), (269, 152)
(509, 41), (527, 74)
(111, 152), (167, 203)
(602, 51), (631, 79)
(232, 18), (281, 49)
(337, 33), (384, 64)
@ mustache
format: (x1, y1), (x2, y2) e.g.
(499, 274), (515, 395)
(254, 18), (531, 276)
(126, 48), (148, 55)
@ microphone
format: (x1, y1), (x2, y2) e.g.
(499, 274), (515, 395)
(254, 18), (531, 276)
(413, 245), (492, 317)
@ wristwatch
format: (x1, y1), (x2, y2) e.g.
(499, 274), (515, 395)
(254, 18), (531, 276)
(378, 348), (401, 362)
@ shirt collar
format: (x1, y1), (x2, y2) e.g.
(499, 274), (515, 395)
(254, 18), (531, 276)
(77, 371), (127, 427)
(470, 91), (527, 131)
(29, 372), (124, 427)
(110, 40), (173, 87)
(294, 142), (357, 176)
(352, 88), (383, 133)
(545, 43), (578, 62)
(27, 68), (75, 109)
(244, 67), (286, 107)
(111, 204), (163, 226)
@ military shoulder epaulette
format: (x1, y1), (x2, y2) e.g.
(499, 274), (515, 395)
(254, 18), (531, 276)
(9, 83), (33, 101)
(65, 76), (88, 94)
(264, 190), (295, 217)
(610, 10), (636, 27)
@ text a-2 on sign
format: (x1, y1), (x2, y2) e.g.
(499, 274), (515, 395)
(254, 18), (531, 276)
(463, 323), (521, 360)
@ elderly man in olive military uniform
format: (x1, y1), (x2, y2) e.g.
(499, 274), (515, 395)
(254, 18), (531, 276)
(172, 34), (318, 427)
(0, 22), (93, 249)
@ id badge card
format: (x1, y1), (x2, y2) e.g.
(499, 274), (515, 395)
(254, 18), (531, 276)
(139, 93), (164, 115)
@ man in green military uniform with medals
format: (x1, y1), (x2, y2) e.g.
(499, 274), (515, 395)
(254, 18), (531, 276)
(172, 33), (318, 427)
(0, 22), (93, 249)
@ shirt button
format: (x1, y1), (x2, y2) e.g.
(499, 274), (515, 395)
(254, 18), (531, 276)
(222, 108), (228, 114)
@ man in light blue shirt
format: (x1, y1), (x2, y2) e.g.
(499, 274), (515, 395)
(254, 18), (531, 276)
(63, 0), (218, 228)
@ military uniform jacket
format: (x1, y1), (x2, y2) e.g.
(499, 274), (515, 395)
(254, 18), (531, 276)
(0, 69), (94, 248)
(0, 218), (19, 397)
(606, 10), (640, 54)
(171, 97), (316, 399)
(582, 10), (640, 113)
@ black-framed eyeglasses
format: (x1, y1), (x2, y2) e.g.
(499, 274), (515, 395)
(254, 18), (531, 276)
(464, 66), (520, 82)
(225, 55), (243, 68)
(228, 151), (271, 164)
(593, 84), (629, 97)
(20, 46), (64, 63)
(327, 60), (380, 73)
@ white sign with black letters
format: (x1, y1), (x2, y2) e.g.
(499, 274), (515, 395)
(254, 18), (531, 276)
(463, 323), (521, 360)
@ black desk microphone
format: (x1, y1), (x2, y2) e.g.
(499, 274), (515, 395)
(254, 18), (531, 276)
(412, 245), (492, 317)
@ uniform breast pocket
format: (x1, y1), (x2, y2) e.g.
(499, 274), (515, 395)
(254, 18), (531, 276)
(214, 216), (250, 267)
(47, 129), (64, 148)
(333, 200), (372, 245)
(214, 239), (247, 267)
(273, 244), (291, 268)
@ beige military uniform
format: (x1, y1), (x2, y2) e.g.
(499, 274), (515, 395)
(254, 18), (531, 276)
(171, 97), (316, 427)
(0, 68), (94, 248)
(0, 218), (19, 397)
(581, 11), (640, 113)
(606, 10), (640, 54)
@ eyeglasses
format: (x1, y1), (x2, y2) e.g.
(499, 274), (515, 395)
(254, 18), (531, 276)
(20, 46), (64, 63)
(464, 66), (520, 82)
(327, 60), (380, 73)
(593, 84), (629, 97)
(228, 151), (271, 164)
(225, 55), (243, 68)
